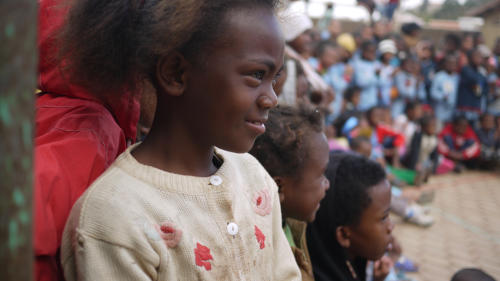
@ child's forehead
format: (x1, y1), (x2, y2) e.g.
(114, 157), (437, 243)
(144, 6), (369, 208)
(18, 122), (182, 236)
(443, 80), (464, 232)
(212, 8), (283, 53)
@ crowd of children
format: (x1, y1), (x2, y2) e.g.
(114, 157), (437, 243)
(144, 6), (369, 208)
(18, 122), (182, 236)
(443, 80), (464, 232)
(33, 0), (498, 281)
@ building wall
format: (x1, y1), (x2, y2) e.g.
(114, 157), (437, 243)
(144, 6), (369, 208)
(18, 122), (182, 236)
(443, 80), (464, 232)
(481, 9), (500, 49)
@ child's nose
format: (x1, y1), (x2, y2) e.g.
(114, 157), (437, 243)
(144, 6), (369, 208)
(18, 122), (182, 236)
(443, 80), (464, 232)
(387, 218), (395, 233)
(257, 86), (278, 109)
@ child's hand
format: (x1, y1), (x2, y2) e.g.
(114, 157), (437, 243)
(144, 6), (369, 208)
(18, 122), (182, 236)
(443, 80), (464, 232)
(373, 255), (393, 281)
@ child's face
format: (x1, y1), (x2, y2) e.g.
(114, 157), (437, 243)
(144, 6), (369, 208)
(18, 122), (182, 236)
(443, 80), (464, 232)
(423, 119), (437, 135)
(444, 58), (458, 73)
(407, 105), (422, 121)
(182, 8), (284, 153)
(320, 46), (338, 69)
(382, 52), (394, 63)
(454, 120), (468, 135)
(352, 92), (361, 107)
(362, 45), (376, 61)
(368, 108), (382, 127)
(402, 60), (415, 73)
(481, 115), (495, 130)
(289, 30), (312, 56)
(354, 141), (372, 158)
(348, 180), (393, 261)
(281, 132), (330, 223)
(471, 51), (483, 67)
(462, 35), (474, 51)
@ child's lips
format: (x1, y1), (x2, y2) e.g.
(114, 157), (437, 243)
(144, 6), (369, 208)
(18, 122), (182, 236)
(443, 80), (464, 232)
(245, 118), (267, 134)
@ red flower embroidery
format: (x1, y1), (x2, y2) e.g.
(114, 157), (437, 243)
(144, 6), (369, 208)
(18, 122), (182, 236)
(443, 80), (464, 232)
(154, 222), (182, 248)
(194, 243), (213, 271)
(253, 189), (272, 216)
(254, 225), (266, 249)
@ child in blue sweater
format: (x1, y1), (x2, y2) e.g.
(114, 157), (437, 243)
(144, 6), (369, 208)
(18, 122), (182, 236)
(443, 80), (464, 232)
(392, 57), (418, 118)
(431, 55), (460, 123)
(353, 40), (381, 111)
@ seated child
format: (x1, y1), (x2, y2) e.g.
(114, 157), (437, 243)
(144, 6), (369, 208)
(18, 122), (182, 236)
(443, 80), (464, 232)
(307, 152), (394, 281)
(394, 101), (423, 151)
(431, 55), (459, 123)
(368, 107), (405, 167)
(475, 113), (500, 169)
(438, 115), (481, 170)
(250, 105), (330, 281)
(59, 1), (301, 280)
(401, 116), (439, 186)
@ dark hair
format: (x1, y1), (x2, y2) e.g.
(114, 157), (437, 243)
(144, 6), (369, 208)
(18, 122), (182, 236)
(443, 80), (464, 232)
(420, 115), (435, 128)
(404, 100), (421, 114)
(57, 0), (280, 98)
(360, 40), (376, 52)
(250, 104), (324, 178)
(451, 268), (496, 281)
(316, 152), (386, 231)
(453, 114), (468, 125)
(445, 33), (461, 49)
(400, 56), (415, 68)
(349, 136), (370, 151)
(314, 40), (336, 58)
(400, 23), (421, 36)
(344, 86), (361, 103)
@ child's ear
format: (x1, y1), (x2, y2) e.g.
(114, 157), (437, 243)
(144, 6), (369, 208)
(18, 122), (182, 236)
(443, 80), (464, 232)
(335, 226), (351, 248)
(156, 52), (189, 97)
(273, 176), (285, 204)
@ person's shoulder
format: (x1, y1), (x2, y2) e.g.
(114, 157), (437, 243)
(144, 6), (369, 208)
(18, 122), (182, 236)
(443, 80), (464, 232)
(71, 155), (153, 234)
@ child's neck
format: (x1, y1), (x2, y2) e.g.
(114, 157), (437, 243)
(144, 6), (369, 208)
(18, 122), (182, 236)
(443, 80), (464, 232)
(132, 109), (218, 177)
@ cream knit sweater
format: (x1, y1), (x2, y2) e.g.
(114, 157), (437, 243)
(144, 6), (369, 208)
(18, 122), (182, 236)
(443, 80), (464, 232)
(61, 146), (301, 281)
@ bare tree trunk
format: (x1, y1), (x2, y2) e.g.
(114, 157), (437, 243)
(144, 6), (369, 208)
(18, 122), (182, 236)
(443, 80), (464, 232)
(0, 0), (38, 280)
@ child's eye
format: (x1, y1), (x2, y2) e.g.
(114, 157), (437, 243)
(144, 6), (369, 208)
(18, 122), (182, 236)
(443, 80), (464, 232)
(272, 71), (282, 86)
(252, 71), (266, 80)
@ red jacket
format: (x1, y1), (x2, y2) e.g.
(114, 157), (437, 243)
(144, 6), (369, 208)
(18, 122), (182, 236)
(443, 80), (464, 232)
(35, 1), (139, 280)
(437, 124), (480, 160)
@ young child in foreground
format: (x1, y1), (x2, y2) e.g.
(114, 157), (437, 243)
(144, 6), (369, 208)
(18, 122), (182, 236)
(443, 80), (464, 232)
(59, 0), (301, 280)
(250, 105), (330, 281)
(307, 152), (394, 281)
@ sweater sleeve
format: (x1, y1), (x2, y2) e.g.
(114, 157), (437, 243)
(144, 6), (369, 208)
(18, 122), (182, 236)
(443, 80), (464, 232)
(62, 232), (158, 281)
(268, 179), (302, 281)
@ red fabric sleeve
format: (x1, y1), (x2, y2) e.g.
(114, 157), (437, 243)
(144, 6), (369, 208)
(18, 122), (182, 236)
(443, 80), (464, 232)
(35, 131), (108, 281)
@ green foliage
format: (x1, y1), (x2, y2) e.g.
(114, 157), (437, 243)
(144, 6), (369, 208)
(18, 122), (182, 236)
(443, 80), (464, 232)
(432, 0), (494, 19)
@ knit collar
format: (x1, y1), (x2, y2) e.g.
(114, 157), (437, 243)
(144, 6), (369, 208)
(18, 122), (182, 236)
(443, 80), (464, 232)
(115, 143), (233, 195)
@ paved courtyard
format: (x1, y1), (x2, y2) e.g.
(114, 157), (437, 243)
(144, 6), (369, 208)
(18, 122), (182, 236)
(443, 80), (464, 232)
(392, 171), (500, 281)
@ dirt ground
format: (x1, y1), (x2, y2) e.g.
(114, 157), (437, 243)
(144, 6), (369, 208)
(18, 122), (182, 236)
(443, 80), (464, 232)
(392, 171), (500, 281)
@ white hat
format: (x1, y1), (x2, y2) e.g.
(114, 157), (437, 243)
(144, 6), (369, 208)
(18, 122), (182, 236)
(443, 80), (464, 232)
(378, 39), (397, 55)
(279, 8), (313, 42)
